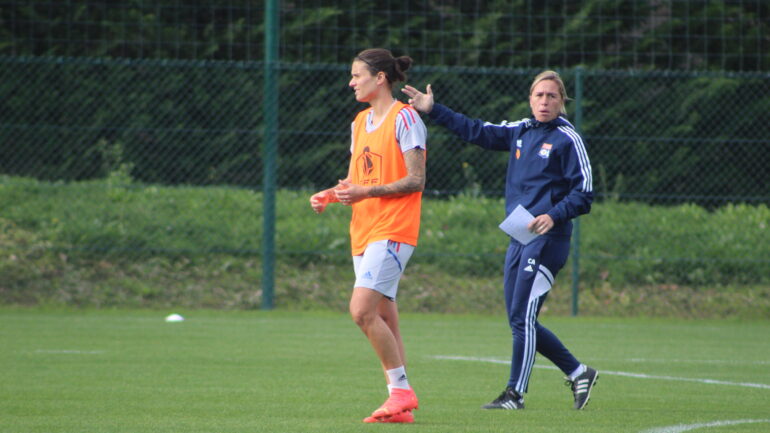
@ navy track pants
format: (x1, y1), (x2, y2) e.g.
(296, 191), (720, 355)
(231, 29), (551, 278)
(503, 236), (581, 393)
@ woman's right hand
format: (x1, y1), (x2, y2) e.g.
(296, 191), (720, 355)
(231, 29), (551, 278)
(310, 191), (330, 214)
(402, 84), (434, 114)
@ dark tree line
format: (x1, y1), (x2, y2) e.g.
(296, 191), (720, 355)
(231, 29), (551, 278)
(1, 1), (768, 204)
(2, 1), (768, 70)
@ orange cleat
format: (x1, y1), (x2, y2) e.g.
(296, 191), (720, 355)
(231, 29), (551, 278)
(363, 410), (414, 423)
(369, 387), (418, 420)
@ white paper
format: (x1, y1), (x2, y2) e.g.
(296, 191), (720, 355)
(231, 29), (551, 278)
(498, 204), (539, 245)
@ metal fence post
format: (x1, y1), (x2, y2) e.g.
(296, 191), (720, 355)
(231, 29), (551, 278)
(261, 0), (279, 310)
(571, 67), (584, 317)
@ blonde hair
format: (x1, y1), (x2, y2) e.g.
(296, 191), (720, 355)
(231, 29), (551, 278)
(530, 70), (568, 115)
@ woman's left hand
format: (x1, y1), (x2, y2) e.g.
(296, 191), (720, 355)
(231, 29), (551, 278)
(528, 214), (554, 235)
(335, 180), (368, 205)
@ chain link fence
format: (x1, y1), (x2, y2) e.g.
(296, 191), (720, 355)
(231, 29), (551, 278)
(6, 57), (768, 197)
(2, 54), (769, 311)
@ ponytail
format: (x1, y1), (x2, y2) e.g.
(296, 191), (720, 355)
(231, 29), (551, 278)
(355, 48), (413, 84)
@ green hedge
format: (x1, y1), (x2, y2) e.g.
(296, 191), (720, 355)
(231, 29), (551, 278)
(3, 176), (769, 286)
(581, 201), (770, 286)
(2, 176), (769, 315)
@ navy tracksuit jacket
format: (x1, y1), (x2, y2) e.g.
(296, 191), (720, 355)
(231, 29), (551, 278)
(429, 103), (593, 393)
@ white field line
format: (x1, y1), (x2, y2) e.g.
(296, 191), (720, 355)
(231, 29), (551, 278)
(431, 355), (770, 390)
(603, 358), (770, 366)
(34, 349), (105, 355)
(641, 419), (770, 433)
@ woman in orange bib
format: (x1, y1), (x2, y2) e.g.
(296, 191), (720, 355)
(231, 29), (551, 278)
(310, 48), (427, 423)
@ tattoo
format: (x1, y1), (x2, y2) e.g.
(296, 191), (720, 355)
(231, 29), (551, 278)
(368, 148), (426, 197)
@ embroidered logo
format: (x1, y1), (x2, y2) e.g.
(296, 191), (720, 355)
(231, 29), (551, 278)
(524, 257), (536, 272)
(357, 146), (382, 185)
(516, 140), (522, 160)
(538, 142), (553, 159)
(362, 146), (375, 176)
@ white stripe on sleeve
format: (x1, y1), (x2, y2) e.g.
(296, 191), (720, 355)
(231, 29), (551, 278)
(396, 106), (427, 153)
(558, 126), (593, 193)
(483, 118), (529, 128)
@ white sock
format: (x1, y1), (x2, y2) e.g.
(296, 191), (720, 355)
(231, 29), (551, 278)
(386, 366), (410, 390)
(568, 364), (586, 381)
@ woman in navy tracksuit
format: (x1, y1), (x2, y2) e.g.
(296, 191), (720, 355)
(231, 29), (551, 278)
(403, 70), (598, 410)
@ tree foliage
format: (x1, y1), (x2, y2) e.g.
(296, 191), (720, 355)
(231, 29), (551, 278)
(1, 1), (769, 204)
(2, 1), (768, 70)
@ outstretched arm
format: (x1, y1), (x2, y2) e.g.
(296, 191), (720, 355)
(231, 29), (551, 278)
(403, 84), (515, 151)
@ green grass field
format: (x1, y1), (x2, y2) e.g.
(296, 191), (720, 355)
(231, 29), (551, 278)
(2, 308), (769, 433)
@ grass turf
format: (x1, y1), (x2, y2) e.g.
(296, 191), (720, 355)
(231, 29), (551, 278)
(1, 308), (769, 433)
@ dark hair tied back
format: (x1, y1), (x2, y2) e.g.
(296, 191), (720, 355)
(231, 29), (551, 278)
(356, 48), (413, 84)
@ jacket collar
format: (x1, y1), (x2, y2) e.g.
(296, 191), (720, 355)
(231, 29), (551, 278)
(530, 115), (571, 129)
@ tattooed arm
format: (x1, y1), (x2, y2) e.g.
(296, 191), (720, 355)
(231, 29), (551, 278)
(335, 148), (425, 205)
